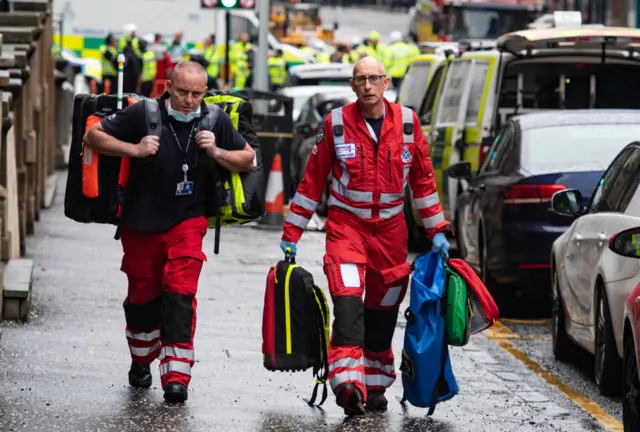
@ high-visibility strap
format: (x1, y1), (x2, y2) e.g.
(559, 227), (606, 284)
(401, 106), (414, 144)
(332, 107), (345, 145)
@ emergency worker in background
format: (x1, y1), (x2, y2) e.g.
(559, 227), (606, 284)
(231, 32), (252, 90)
(100, 34), (118, 94)
(84, 61), (255, 403)
(405, 33), (421, 60)
(268, 49), (287, 91)
(168, 31), (187, 68)
(119, 23), (142, 57)
(203, 35), (220, 90)
(364, 31), (386, 60)
(151, 34), (174, 82)
(384, 31), (412, 89)
(119, 23), (142, 94)
(139, 39), (157, 97)
(280, 57), (451, 416)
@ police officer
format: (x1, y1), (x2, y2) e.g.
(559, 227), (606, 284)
(139, 38), (157, 97)
(268, 49), (287, 91)
(281, 57), (451, 415)
(84, 61), (255, 403)
(203, 35), (220, 90)
(364, 31), (386, 60)
(384, 31), (412, 89)
(100, 34), (118, 94)
(231, 32), (252, 90)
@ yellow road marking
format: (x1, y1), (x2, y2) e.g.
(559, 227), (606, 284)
(501, 318), (552, 324)
(486, 322), (623, 432)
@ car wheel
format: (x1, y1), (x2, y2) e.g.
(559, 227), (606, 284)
(551, 267), (573, 361)
(595, 286), (622, 396)
(623, 331), (640, 432)
(480, 227), (512, 307)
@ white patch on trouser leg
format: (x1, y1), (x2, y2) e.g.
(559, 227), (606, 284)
(340, 263), (361, 288)
(380, 286), (402, 306)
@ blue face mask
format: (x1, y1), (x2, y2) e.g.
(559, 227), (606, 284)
(167, 103), (201, 123)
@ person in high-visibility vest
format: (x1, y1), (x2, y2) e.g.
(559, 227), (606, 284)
(268, 49), (287, 91)
(364, 31), (386, 60)
(383, 31), (412, 89)
(139, 39), (157, 97)
(100, 34), (119, 94)
(203, 34), (220, 90)
(230, 33), (252, 90)
(119, 23), (142, 57)
(119, 23), (142, 93)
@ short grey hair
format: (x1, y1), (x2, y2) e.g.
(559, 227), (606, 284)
(170, 61), (207, 83)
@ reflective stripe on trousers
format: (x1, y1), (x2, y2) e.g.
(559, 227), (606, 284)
(161, 346), (195, 362)
(126, 329), (160, 342)
(129, 341), (161, 357)
(159, 360), (191, 377)
(363, 358), (395, 375)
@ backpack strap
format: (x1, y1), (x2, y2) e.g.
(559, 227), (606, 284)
(199, 104), (221, 131)
(304, 285), (331, 408)
(401, 105), (415, 144)
(331, 107), (345, 143)
(145, 98), (162, 137)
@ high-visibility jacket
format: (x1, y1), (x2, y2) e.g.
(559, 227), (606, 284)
(118, 36), (141, 58)
(364, 43), (386, 60)
(204, 45), (220, 78)
(384, 41), (412, 79)
(283, 99), (451, 243)
(141, 50), (157, 82)
(268, 56), (287, 85)
(316, 52), (331, 64)
(100, 45), (118, 77)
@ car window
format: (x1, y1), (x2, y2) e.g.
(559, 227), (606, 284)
(419, 63), (446, 124)
(601, 149), (640, 213)
(465, 59), (491, 125)
(317, 98), (349, 119)
(398, 60), (432, 110)
(588, 147), (633, 213)
(436, 59), (473, 125)
(479, 123), (514, 174)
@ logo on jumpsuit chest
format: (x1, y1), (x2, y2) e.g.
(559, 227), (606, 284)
(401, 145), (412, 164)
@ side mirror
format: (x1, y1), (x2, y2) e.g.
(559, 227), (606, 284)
(550, 189), (583, 216)
(609, 226), (640, 258)
(447, 161), (472, 182)
(295, 123), (315, 137)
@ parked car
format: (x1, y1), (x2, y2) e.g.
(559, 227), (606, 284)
(286, 63), (353, 87)
(551, 138), (640, 397)
(608, 227), (640, 431)
(448, 110), (640, 307)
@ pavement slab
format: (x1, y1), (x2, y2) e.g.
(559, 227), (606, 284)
(0, 173), (607, 432)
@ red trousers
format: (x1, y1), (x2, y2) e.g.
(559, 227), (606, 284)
(323, 209), (411, 401)
(120, 217), (208, 389)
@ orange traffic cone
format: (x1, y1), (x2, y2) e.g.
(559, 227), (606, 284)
(258, 153), (285, 229)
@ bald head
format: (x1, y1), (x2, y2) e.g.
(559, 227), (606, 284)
(170, 61), (207, 83)
(353, 57), (385, 79)
(167, 61), (207, 115)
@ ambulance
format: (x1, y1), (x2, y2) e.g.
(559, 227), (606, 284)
(403, 12), (640, 249)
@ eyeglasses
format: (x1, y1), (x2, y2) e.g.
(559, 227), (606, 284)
(352, 75), (386, 85)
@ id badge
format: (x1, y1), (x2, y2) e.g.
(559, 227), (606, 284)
(176, 181), (194, 196)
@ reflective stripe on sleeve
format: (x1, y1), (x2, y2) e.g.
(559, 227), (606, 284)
(331, 178), (373, 203)
(401, 106), (414, 144)
(423, 212), (445, 228)
(285, 211), (311, 229)
(159, 360), (191, 377)
(415, 191), (440, 210)
(292, 192), (319, 212)
(328, 196), (372, 219)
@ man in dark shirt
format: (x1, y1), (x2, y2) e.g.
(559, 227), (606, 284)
(84, 61), (254, 403)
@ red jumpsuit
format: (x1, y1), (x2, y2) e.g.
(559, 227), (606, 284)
(282, 99), (451, 400)
(120, 216), (208, 389)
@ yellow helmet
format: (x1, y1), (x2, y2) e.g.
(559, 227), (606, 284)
(369, 31), (380, 41)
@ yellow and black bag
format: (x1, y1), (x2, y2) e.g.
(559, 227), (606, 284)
(203, 92), (265, 228)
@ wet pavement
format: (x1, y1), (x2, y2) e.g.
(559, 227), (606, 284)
(0, 173), (611, 431)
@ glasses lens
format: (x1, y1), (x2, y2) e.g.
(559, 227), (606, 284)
(369, 75), (381, 84)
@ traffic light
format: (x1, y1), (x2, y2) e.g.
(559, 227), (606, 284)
(200, 0), (256, 9)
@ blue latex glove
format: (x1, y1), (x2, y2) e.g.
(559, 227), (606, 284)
(432, 233), (450, 259)
(280, 241), (297, 257)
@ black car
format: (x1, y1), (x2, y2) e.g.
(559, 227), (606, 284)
(448, 110), (640, 303)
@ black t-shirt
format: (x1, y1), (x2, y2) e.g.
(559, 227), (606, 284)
(100, 98), (247, 233)
(365, 116), (384, 145)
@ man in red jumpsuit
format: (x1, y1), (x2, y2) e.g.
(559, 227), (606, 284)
(280, 57), (452, 416)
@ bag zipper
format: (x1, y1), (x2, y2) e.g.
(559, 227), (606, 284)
(387, 146), (391, 183)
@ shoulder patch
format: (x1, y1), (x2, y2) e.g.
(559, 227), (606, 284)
(315, 125), (324, 144)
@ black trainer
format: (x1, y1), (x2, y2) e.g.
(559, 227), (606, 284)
(164, 382), (188, 403)
(335, 383), (365, 416)
(128, 362), (152, 388)
(365, 390), (388, 411)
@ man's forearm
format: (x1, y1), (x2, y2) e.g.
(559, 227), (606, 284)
(85, 127), (137, 158)
(212, 147), (254, 173)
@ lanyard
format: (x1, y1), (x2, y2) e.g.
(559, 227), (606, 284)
(168, 122), (195, 173)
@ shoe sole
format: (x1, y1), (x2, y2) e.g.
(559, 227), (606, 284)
(342, 392), (365, 416)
